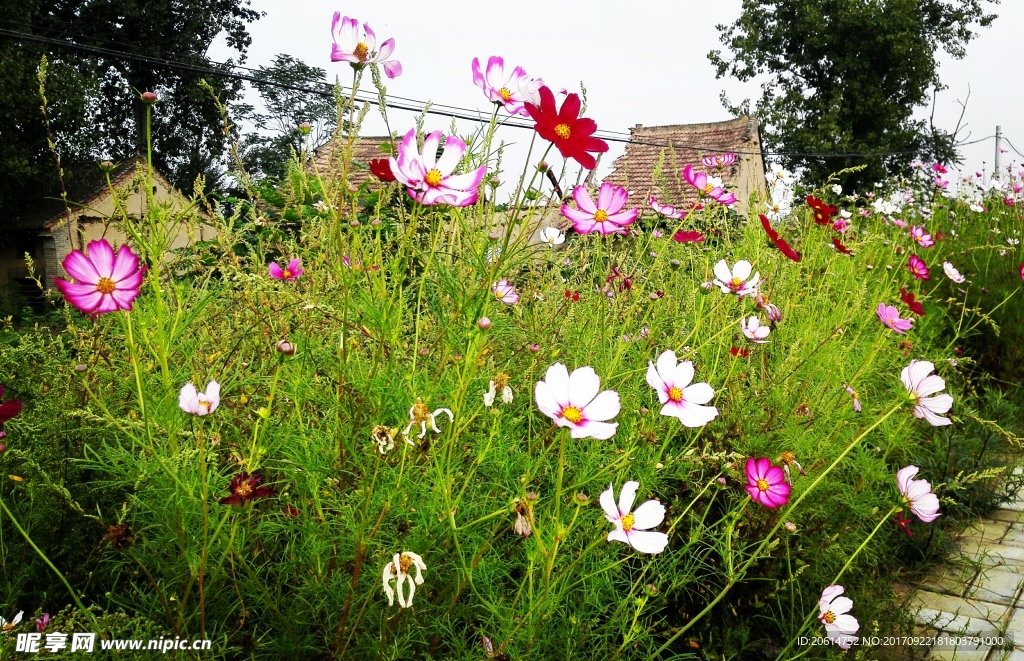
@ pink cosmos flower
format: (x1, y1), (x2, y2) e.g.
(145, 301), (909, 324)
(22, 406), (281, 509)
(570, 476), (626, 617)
(682, 165), (736, 206)
(54, 239), (146, 316)
(471, 56), (541, 117)
(765, 303), (782, 322)
(647, 195), (687, 220)
(741, 316), (770, 343)
(389, 128), (487, 207)
(561, 182), (638, 235)
(179, 381), (221, 416)
(745, 457), (791, 508)
(843, 384), (862, 412)
(645, 350), (718, 427)
(269, 258), (302, 281)
(330, 13), (401, 79)
(900, 360), (953, 426)
(876, 302), (913, 334)
(909, 226), (934, 248)
(700, 153), (737, 169)
(907, 254), (930, 280)
(491, 279), (519, 305)
(600, 481), (669, 554)
(534, 363), (620, 439)
(818, 585), (859, 649)
(896, 465), (940, 523)
(712, 259), (760, 297)
(942, 261), (966, 284)
(1020, 263), (1024, 281)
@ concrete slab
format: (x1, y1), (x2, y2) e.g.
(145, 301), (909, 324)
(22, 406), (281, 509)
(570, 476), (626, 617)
(968, 568), (1024, 606)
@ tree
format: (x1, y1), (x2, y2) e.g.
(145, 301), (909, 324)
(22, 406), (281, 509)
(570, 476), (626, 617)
(0, 0), (262, 217)
(709, 0), (998, 189)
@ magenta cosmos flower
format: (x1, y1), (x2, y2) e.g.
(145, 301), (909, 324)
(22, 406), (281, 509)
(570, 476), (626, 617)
(876, 303), (913, 334)
(745, 457), (790, 508)
(471, 56), (541, 117)
(647, 195), (690, 220)
(330, 13), (401, 79)
(907, 254), (930, 280)
(909, 226), (934, 248)
(843, 384), (862, 412)
(741, 316), (770, 343)
(179, 381), (220, 416)
(712, 259), (760, 297)
(491, 279), (519, 305)
(900, 360), (953, 426)
(682, 165), (737, 206)
(646, 350), (718, 427)
(54, 239), (145, 316)
(896, 465), (940, 523)
(818, 585), (859, 649)
(534, 363), (620, 439)
(700, 153), (736, 169)
(561, 182), (638, 235)
(390, 128), (486, 207)
(600, 481), (668, 554)
(269, 258), (302, 281)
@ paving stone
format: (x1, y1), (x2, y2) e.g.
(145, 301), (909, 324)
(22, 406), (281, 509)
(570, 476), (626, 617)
(1005, 609), (1024, 644)
(1001, 525), (1024, 548)
(922, 565), (976, 597)
(912, 591), (1009, 635)
(987, 649), (1024, 661)
(925, 648), (991, 660)
(989, 510), (1024, 524)
(967, 568), (1024, 606)
(963, 520), (1013, 544)
(958, 541), (1024, 568)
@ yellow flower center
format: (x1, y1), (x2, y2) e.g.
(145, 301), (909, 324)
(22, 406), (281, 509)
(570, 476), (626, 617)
(822, 610), (836, 624)
(354, 42), (369, 62)
(851, 391), (859, 399)
(554, 123), (571, 140)
(493, 373), (510, 391)
(780, 451), (795, 465)
(236, 482), (252, 498)
(562, 406), (583, 424)
(756, 478), (770, 492)
(815, 212), (824, 221)
(412, 399), (431, 423)
(668, 386), (684, 402)
(399, 553), (413, 574)
(282, 269), (292, 279)
(198, 400), (211, 412)
(593, 209), (609, 222)
(730, 277), (742, 290)
(705, 184), (714, 193)
(498, 87), (512, 101)
(425, 169), (443, 187)
(621, 513), (635, 531)
(96, 277), (116, 294)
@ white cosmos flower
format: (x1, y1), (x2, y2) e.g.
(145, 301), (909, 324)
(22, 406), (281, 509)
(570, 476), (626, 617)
(896, 465), (940, 523)
(767, 163), (794, 187)
(942, 261), (966, 283)
(712, 259), (760, 297)
(1, 611), (23, 633)
(403, 398), (453, 443)
(818, 585), (859, 649)
(179, 381), (220, 416)
(382, 552), (426, 608)
(600, 481), (668, 554)
(900, 360), (954, 426)
(534, 363), (620, 440)
(538, 226), (566, 246)
(741, 316), (770, 343)
(645, 350), (718, 427)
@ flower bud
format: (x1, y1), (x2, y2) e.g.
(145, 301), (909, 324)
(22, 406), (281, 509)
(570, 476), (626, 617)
(529, 343), (540, 353)
(99, 160), (115, 173)
(717, 477), (727, 486)
(141, 91), (158, 104)
(0, 442), (6, 455)
(488, 177), (501, 188)
(478, 317), (492, 330)
(784, 522), (797, 533)
(670, 259), (681, 269)
(418, 348), (429, 356)
(276, 340), (295, 356)
(488, 231), (501, 242)
(574, 492), (589, 504)
(525, 491), (538, 502)
(350, 220), (360, 228)
(644, 583), (659, 597)
(298, 122), (312, 135)
(74, 363), (88, 373)
(537, 161), (549, 173)
(371, 218), (382, 227)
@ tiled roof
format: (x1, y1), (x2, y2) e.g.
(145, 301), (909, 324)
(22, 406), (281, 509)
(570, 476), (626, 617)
(604, 116), (763, 209)
(307, 135), (395, 189)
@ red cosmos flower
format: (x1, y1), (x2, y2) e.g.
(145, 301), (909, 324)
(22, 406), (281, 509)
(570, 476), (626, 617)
(900, 287), (925, 316)
(525, 86), (609, 170)
(672, 230), (706, 243)
(369, 158), (397, 182)
(730, 346), (749, 358)
(807, 195), (838, 225)
(758, 214), (801, 262)
(832, 237), (853, 255)
(564, 290), (580, 302)
(219, 472), (276, 508)
(0, 385), (22, 439)
(895, 511), (914, 537)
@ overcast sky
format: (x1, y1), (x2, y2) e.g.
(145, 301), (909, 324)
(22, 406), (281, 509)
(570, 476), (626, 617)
(211, 0), (1022, 195)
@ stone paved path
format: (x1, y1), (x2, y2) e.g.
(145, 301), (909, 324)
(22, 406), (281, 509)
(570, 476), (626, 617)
(903, 484), (1024, 660)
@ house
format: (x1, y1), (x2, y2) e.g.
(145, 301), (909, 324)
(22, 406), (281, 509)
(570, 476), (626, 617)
(307, 134), (396, 190)
(0, 158), (215, 311)
(603, 116), (766, 215)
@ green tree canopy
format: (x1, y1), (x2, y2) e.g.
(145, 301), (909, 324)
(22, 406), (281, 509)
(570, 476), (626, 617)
(709, 0), (998, 189)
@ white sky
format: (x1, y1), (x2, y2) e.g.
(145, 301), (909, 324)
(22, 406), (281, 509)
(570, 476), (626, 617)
(211, 0), (1023, 194)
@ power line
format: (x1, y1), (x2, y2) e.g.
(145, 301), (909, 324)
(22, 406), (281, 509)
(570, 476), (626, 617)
(1002, 135), (1024, 160)
(0, 25), (971, 160)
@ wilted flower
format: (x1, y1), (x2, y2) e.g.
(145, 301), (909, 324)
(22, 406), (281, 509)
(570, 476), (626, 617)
(54, 239), (146, 316)
(745, 458), (790, 508)
(403, 398), (454, 442)
(645, 350), (718, 427)
(390, 129), (486, 207)
(330, 13), (401, 78)
(104, 523), (135, 550)
(371, 425), (398, 455)
(534, 363), (619, 439)
(877, 302), (913, 334)
(219, 472), (276, 507)
(942, 261), (966, 284)
(491, 279), (519, 305)
(818, 585), (859, 649)
(901, 360), (953, 426)
(525, 86), (608, 169)
(712, 259), (760, 297)
(484, 373), (513, 407)
(1, 611), (23, 634)
(471, 56), (541, 117)
(741, 316), (770, 343)
(538, 226), (565, 246)
(269, 258), (302, 281)
(600, 481), (668, 554)
(382, 552), (426, 608)
(896, 465), (940, 522)
(179, 381), (220, 416)
(843, 384), (862, 412)
(561, 182), (638, 235)
(778, 451), (806, 482)
(907, 254), (930, 280)
(512, 499), (533, 537)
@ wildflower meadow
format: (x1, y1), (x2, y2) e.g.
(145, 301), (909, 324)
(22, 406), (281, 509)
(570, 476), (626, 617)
(2, 12), (1024, 660)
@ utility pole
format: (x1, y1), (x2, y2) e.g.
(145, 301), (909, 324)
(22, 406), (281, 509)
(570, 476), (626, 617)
(995, 125), (1002, 178)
